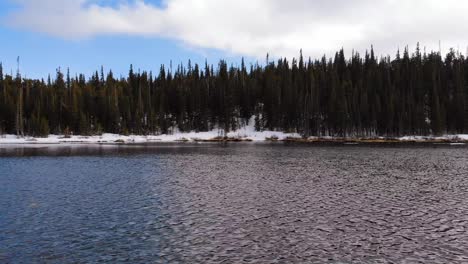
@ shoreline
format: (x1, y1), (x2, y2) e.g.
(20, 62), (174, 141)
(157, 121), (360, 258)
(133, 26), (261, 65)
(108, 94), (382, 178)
(1, 133), (468, 146)
(3, 118), (467, 146)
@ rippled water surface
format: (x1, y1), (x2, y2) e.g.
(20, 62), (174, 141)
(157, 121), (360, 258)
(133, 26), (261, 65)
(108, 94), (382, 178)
(1, 144), (468, 263)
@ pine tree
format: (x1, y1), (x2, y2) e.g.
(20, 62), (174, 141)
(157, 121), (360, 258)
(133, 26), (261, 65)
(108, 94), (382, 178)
(15, 58), (24, 136)
(0, 62), (4, 134)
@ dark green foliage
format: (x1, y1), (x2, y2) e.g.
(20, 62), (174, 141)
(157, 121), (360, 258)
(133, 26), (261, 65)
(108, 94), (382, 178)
(0, 46), (467, 137)
(30, 115), (49, 137)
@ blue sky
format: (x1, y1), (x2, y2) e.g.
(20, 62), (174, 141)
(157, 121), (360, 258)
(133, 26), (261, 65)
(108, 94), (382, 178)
(1, 0), (467, 79)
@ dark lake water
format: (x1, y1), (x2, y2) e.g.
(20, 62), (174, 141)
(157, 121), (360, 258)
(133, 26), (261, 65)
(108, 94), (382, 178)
(1, 143), (468, 263)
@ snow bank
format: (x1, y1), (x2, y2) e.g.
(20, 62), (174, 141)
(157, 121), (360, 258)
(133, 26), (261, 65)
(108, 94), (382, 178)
(225, 119), (300, 142)
(0, 118), (300, 145)
(398, 135), (468, 142)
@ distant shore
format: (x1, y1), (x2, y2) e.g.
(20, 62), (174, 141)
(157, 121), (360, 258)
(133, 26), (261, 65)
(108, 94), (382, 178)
(1, 131), (468, 146)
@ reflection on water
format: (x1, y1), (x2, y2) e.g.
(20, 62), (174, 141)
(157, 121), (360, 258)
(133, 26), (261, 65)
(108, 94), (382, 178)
(1, 144), (468, 263)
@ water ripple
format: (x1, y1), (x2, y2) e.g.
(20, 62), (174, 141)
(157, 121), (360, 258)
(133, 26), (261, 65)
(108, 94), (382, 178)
(1, 145), (468, 263)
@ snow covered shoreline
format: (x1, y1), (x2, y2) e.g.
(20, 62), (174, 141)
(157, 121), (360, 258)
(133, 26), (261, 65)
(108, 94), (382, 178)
(3, 116), (468, 146)
(0, 125), (302, 145)
(1, 129), (468, 146)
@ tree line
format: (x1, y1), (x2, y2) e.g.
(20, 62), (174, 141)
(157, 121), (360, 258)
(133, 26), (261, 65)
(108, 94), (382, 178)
(1, 45), (468, 137)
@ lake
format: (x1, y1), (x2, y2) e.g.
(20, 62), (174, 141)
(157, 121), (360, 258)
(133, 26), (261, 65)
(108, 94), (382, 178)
(1, 143), (468, 263)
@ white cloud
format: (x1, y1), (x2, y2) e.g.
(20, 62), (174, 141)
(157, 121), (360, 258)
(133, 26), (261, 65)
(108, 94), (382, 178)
(6, 0), (468, 59)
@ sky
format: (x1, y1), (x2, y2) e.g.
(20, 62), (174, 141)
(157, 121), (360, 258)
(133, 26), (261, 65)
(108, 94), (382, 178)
(1, 0), (468, 79)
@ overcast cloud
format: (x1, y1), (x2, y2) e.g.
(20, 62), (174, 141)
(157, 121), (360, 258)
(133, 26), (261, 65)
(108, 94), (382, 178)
(6, 0), (468, 59)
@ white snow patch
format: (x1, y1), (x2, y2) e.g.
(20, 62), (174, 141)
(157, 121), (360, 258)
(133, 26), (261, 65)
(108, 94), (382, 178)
(398, 134), (468, 142)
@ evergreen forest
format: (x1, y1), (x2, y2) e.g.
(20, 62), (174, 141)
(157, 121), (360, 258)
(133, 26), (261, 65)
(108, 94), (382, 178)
(1, 45), (468, 138)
